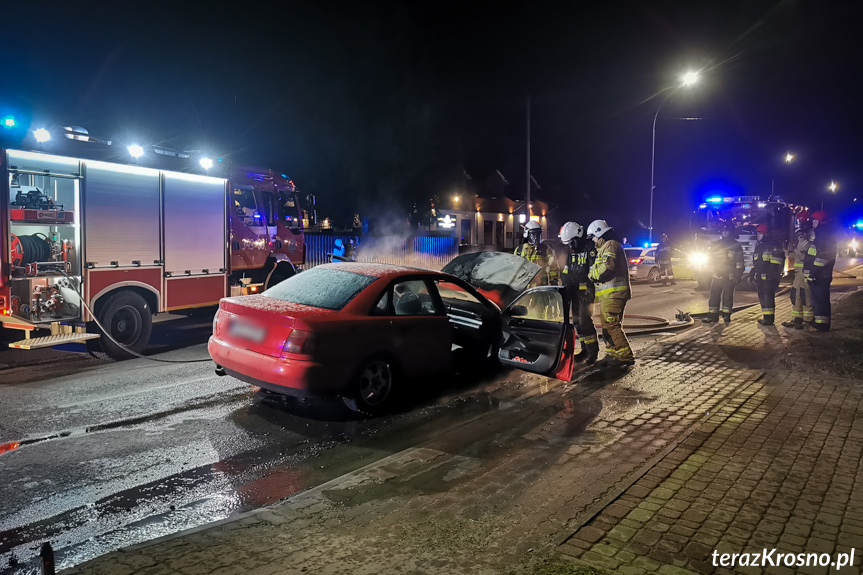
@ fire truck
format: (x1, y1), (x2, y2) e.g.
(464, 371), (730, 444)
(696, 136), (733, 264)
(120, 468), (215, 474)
(686, 195), (794, 289)
(1, 141), (311, 359)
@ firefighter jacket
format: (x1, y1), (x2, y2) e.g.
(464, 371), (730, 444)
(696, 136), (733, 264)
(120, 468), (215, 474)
(656, 240), (673, 264)
(562, 241), (597, 296)
(515, 242), (560, 286)
(588, 239), (631, 301)
(803, 226), (836, 282)
(753, 236), (785, 282)
(709, 236), (745, 281)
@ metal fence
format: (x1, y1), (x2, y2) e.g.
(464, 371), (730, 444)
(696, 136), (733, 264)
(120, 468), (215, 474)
(304, 234), (458, 270)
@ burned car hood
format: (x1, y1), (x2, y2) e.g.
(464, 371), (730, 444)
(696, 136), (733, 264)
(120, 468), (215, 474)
(442, 251), (541, 309)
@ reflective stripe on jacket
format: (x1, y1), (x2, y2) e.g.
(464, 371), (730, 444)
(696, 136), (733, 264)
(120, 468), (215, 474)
(753, 237), (785, 281)
(802, 226), (836, 280)
(588, 239), (631, 300)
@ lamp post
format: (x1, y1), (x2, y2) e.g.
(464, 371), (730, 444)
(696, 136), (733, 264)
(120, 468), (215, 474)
(649, 71), (700, 245)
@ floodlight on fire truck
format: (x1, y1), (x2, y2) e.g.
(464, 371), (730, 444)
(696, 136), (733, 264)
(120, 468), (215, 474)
(128, 144), (144, 158)
(3, 116), (16, 128)
(199, 157), (214, 170)
(33, 128), (51, 143)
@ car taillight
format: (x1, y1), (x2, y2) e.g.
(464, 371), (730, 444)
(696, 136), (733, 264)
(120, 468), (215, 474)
(629, 258), (643, 264)
(283, 329), (314, 355)
(212, 310), (221, 334)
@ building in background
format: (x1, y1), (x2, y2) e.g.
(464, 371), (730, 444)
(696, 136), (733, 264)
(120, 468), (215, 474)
(433, 192), (551, 251)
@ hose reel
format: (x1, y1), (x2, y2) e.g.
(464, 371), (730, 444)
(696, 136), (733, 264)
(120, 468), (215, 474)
(10, 233), (52, 267)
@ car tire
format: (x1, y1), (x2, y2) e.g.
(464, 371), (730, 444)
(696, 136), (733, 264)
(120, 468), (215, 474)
(342, 357), (399, 416)
(96, 290), (153, 360)
(648, 267), (660, 283)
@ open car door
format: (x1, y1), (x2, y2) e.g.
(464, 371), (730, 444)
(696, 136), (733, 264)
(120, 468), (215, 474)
(497, 286), (575, 381)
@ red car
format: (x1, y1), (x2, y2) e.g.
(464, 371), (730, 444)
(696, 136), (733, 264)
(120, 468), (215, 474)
(208, 252), (575, 414)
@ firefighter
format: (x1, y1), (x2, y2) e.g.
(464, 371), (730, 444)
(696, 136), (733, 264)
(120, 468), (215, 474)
(656, 233), (675, 285)
(782, 211), (814, 329)
(802, 210), (836, 332)
(560, 221), (599, 364)
(701, 221), (745, 324)
(750, 224), (784, 325)
(515, 220), (559, 287)
(587, 220), (634, 367)
(331, 238), (346, 259)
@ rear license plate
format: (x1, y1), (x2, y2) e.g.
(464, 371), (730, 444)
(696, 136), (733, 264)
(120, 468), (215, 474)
(229, 320), (266, 343)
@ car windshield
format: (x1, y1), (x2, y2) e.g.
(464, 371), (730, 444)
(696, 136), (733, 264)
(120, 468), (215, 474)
(263, 267), (376, 310)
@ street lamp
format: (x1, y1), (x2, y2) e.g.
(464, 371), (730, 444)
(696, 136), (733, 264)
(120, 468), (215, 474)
(771, 152), (795, 197)
(823, 181), (838, 210)
(649, 70), (700, 244)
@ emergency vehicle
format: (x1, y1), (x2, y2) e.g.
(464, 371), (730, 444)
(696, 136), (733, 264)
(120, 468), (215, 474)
(686, 195), (794, 289)
(1, 132), (310, 359)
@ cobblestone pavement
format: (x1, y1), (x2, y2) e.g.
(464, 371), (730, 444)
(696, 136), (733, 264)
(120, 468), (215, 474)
(560, 292), (863, 575)
(63, 292), (857, 575)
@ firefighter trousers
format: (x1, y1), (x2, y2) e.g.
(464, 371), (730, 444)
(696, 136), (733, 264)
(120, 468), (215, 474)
(658, 262), (674, 281)
(755, 279), (779, 323)
(790, 278), (813, 323)
(573, 290), (598, 353)
(809, 278), (832, 332)
(708, 277), (736, 319)
(599, 297), (633, 363)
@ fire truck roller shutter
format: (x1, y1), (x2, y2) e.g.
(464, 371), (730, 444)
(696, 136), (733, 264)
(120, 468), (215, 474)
(162, 173), (227, 277)
(82, 162), (161, 268)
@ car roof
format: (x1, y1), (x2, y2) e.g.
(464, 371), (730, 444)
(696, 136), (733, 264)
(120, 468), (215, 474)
(322, 262), (438, 280)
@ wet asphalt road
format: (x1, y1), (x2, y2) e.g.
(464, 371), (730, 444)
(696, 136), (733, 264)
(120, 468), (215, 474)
(0, 267), (857, 574)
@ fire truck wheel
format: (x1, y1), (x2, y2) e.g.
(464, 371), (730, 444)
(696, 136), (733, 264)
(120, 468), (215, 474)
(97, 291), (153, 360)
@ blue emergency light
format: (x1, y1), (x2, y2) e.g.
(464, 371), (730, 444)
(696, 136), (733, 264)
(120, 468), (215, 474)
(2, 116), (15, 128)
(706, 196), (723, 203)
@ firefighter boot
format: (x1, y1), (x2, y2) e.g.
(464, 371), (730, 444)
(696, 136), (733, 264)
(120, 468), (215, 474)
(585, 340), (599, 365)
(573, 341), (589, 363)
(757, 317), (774, 326)
(701, 313), (719, 324)
(722, 313), (732, 324)
(781, 318), (804, 330)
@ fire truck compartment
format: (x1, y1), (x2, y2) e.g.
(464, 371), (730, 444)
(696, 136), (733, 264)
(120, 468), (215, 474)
(83, 162), (161, 268)
(163, 173), (227, 276)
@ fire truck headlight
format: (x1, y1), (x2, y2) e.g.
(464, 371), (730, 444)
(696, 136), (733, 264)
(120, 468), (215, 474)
(128, 144), (144, 158)
(689, 252), (708, 267)
(199, 157), (214, 170)
(851, 239), (859, 250)
(33, 128), (51, 142)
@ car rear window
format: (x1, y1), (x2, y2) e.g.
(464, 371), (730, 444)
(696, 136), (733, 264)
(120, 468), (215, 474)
(624, 249), (642, 258)
(263, 267), (376, 311)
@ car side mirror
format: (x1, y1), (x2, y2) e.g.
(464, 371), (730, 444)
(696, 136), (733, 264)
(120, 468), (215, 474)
(509, 305), (529, 317)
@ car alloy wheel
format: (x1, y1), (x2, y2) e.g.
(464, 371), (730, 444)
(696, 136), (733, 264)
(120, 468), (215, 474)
(648, 267), (660, 283)
(357, 359), (393, 407)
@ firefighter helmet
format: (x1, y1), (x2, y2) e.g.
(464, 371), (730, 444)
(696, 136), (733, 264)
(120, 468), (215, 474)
(811, 210), (828, 224)
(559, 221), (584, 243)
(756, 224), (768, 235)
(586, 219), (612, 239)
(523, 220), (542, 238)
(797, 209), (810, 223)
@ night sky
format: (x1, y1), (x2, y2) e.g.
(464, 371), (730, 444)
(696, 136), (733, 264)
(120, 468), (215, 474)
(2, 1), (861, 239)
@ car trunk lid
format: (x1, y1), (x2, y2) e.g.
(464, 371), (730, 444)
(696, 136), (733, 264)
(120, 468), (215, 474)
(215, 295), (335, 358)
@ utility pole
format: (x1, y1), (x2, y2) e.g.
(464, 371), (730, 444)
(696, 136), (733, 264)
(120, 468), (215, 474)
(526, 97), (531, 219)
